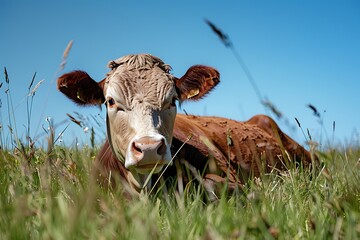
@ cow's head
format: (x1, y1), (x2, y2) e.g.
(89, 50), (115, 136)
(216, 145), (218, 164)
(57, 54), (219, 174)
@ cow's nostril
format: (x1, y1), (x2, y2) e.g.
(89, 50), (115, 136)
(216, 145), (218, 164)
(157, 139), (166, 156)
(132, 141), (143, 155)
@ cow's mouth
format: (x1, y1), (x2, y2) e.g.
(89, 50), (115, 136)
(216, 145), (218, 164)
(124, 134), (172, 173)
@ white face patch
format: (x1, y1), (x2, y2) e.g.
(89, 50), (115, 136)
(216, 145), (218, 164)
(103, 55), (178, 175)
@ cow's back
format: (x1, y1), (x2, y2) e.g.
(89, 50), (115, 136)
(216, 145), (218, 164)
(173, 114), (313, 183)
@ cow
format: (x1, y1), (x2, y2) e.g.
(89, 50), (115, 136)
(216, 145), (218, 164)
(57, 54), (315, 196)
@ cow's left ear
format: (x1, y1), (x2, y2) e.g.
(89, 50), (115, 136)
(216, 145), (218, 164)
(57, 70), (105, 106)
(175, 65), (220, 101)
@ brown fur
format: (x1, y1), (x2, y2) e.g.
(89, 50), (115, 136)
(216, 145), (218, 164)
(57, 71), (105, 106)
(175, 65), (220, 101)
(173, 114), (313, 184)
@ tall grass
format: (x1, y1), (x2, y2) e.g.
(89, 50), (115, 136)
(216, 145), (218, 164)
(0, 137), (359, 239)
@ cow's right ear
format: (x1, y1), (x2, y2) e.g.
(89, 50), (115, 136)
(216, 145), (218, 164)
(57, 71), (105, 106)
(175, 65), (220, 101)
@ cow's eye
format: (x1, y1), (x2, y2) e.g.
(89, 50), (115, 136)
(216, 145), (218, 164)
(170, 97), (177, 107)
(107, 97), (115, 107)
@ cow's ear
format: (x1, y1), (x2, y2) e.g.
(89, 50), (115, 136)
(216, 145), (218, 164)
(57, 70), (105, 106)
(175, 65), (220, 101)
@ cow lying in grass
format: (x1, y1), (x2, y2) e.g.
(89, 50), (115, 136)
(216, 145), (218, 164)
(57, 54), (315, 196)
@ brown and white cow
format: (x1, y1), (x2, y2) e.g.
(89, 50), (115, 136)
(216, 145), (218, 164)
(57, 54), (315, 194)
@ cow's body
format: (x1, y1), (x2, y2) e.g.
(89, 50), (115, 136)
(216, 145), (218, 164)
(57, 54), (315, 195)
(95, 113), (313, 192)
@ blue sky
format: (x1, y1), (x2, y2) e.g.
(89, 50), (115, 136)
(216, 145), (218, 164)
(1, 1), (359, 149)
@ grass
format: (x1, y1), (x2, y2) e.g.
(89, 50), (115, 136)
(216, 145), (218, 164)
(0, 136), (359, 239)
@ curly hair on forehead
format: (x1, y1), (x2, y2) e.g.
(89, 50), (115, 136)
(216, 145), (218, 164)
(107, 54), (172, 74)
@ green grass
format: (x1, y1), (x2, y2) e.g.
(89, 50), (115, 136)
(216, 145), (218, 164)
(0, 142), (359, 239)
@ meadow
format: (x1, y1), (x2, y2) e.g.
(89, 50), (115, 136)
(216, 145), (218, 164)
(0, 61), (359, 239)
(1, 130), (359, 239)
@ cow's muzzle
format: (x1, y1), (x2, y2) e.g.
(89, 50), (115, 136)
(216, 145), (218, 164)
(125, 135), (171, 173)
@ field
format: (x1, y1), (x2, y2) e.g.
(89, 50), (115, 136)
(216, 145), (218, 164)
(0, 128), (359, 239)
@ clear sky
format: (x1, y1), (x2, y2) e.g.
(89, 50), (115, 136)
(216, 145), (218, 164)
(1, 0), (359, 149)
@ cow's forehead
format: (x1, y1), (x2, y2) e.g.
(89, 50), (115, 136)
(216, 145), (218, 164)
(107, 54), (172, 74)
(104, 54), (176, 109)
